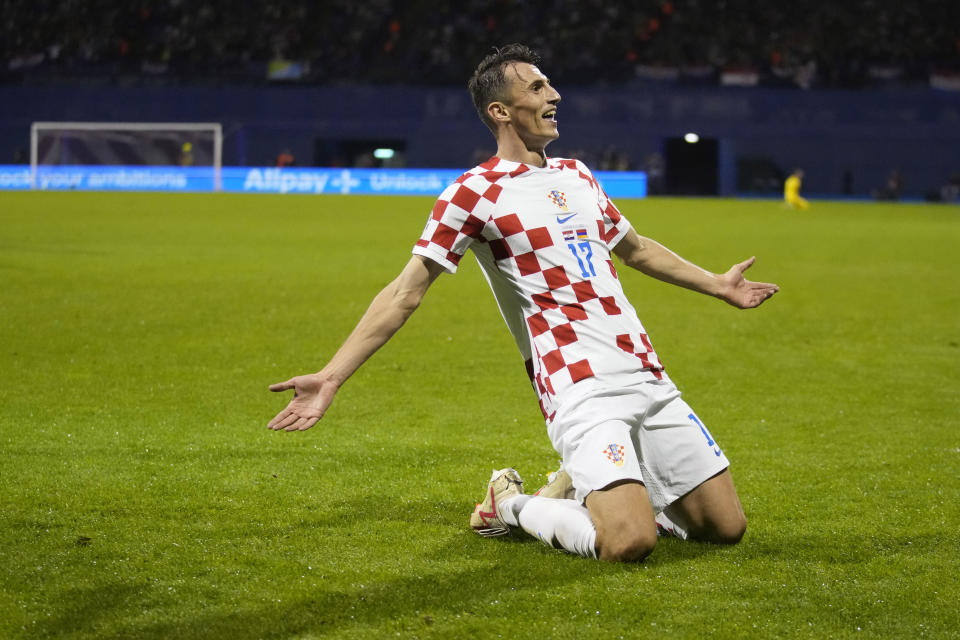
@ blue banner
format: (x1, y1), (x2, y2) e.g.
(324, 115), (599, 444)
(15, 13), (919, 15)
(0, 166), (30, 190)
(0, 165), (647, 198)
(230, 167), (466, 195)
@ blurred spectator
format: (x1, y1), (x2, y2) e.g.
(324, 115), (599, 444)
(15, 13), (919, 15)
(937, 172), (960, 203)
(2, 1), (958, 88)
(643, 152), (665, 195)
(599, 146), (631, 171)
(874, 169), (904, 201)
(276, 149), (295, 167)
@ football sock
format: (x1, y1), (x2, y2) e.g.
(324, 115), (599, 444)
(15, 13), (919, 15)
(497, 494), (530, 527)
(516, 497), (598, 559)
(654, 511), (689, 540)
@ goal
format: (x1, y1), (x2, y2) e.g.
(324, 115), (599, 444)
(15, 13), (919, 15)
(30, 122), (223, 191)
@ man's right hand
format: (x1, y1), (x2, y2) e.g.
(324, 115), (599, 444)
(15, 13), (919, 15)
(266, 374), (339, 431)
(264, 256), (444, 434)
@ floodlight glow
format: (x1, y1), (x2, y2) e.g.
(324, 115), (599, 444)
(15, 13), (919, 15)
(684, 133), (700, 144)
(373, 148), (395, 159)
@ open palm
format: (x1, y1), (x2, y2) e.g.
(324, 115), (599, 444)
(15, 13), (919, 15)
(266, 374), (339, 431)
(718, 257), (779, 309)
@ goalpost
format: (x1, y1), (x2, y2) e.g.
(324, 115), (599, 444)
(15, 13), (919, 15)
(30, 122), (223, 191)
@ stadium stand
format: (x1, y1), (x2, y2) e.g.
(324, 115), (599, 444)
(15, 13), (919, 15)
(2, 2), (959, 199)
(2, 1), (959, 88)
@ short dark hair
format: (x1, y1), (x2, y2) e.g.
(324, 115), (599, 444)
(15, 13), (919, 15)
(468, 44), (542, 132)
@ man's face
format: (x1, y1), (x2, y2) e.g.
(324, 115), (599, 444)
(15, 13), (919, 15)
(499, 62), (562, 145)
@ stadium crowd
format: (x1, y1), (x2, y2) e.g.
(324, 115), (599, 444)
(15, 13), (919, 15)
(3, 0), (959, 88)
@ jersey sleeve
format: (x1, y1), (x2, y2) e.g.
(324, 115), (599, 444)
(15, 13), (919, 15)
(413, 176), (495, 273)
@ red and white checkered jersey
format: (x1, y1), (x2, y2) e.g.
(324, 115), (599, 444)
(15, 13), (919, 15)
(413, 156), (664, 422)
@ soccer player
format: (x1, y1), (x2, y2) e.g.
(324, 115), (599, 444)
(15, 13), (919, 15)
(266, 44), (779, 562)
(784, 168), (809, 209)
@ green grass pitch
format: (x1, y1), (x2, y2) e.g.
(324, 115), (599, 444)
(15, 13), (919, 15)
(1, 191), (958, 639)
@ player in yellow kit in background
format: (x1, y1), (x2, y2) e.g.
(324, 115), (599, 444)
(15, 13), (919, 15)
(784, 169), (809, 210)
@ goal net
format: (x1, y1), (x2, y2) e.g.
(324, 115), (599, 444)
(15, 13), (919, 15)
(30, 122), (223, 191)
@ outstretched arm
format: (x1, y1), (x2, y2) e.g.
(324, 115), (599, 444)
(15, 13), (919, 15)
(267, 255), (446, 431)
(612, 228), (779, 308)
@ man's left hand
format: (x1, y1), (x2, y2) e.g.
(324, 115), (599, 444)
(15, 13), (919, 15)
(718, 257), (779, 309)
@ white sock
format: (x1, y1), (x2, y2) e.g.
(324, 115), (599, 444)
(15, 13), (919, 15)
(515, 497), (598, 559)
(497, 494), (530, 527)
(655, 510), (688, 540)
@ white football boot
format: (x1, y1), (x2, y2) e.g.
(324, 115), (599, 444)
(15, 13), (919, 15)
(469, 468), (524, 537)
(534, 467), (575, 500)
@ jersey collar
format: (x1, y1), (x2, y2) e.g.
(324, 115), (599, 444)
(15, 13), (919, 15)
(487, 156), (563, 173)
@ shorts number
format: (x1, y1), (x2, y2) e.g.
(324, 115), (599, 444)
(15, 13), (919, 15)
(689, 412), (723, 457)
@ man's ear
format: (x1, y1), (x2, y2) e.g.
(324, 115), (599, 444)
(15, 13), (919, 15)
(488, 101), (511, 124)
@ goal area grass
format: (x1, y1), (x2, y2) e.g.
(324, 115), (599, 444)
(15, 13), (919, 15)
(1, 191), (958, 639)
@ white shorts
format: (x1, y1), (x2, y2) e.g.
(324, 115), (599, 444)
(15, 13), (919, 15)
(549, 378), (730, 512)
